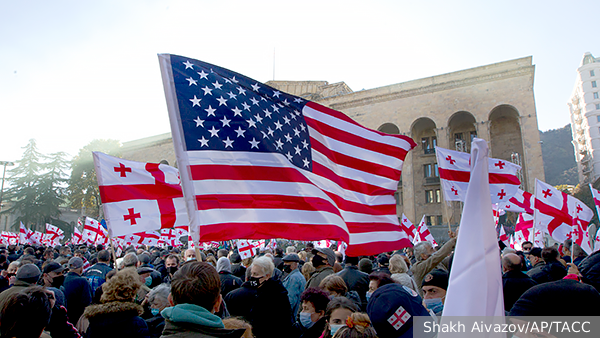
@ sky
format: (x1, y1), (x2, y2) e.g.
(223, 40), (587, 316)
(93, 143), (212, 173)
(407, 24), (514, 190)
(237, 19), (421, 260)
(1, 0), (598, 163)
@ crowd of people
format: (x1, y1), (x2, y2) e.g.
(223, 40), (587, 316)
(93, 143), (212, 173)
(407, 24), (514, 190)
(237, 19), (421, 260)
(0, 229), (599, 338)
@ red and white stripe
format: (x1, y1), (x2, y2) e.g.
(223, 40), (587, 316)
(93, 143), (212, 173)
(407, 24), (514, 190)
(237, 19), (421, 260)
(498, 225), (509, 246)
(435, 146), (521, 204)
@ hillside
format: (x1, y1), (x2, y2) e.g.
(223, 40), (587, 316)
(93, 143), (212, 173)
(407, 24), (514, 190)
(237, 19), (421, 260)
(540, 124), (578, 186)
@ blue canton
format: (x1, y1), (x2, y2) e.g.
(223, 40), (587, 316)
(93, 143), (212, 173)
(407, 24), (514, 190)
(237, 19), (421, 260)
(170, 54), (312, 171)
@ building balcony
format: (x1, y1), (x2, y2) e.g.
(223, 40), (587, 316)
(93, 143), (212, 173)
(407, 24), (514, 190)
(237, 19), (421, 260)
(424, 177), (440, 185)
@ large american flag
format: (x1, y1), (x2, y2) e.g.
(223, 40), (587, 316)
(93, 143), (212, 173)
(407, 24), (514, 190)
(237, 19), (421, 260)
(159, 54), (416, 256)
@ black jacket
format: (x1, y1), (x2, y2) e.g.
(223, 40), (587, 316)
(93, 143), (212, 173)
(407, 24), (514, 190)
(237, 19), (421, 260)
(83, 301), (150, 338)
(579, 251), (600, 293)
(219, 271), (243, 297)
(509, 279), (600, 316)
(292, 316), (327, 338)
(230, 264), (246, 280)
(337, 266), (369, 310)
(528, 261), (566, 284)
(501, 270), (537, 312)
(225, 280), (291, 338)
(146, 314), (166, 338)
(63, 271), (92, 324)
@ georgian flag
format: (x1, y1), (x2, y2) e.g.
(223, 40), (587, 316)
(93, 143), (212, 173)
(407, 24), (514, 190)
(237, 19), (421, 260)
(502, 188), (534, 215)
(237, 239), (259, 260)
(45, 223), (64, 246)
(71, 227), (84, 245)
(1, 232), (17, 245)
(414, 216), (438, 246)
(93, 152), (189, 237)
(498, 225), (509, 246)
(123, 231), (161, 246)
(534, 179), (593, 248)
(160, 228), (183, 247)
(19, 222), (32, 245)
(314, 239), (332, 249)
(83, 217), (109, 246)
(435, 146), (521, 203)
(30, 231), (43, 246)
(593, 231), (600, 253)
(400, 214), (417, 243)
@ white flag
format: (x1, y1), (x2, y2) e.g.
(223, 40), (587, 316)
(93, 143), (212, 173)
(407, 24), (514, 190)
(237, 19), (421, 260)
(441, 139), (505, 320)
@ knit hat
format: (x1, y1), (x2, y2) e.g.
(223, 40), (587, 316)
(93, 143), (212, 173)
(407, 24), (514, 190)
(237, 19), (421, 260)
(421, 269), (449, 291)
(16, 263), (41, 284)
(367, 283), (430, 338)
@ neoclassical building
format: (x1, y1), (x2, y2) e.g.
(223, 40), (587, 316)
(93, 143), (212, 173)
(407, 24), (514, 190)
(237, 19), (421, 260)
(122, 56), (545, 227)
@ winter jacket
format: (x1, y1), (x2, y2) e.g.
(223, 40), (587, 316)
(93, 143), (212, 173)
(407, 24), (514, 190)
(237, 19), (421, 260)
(282, 268), (306, 318)
(578, 250), (600, 293)
(292, 316), (327, 338)
(306, 266), (334, 289)
(83, 301), (150, 338)
(225, 279), (292, 338)
(160, 303), (244, 338)
(230, 264), (246, 280)
(501, 270), (537, 312)
(337, 266), (369, 310)
(391, 273), (418, 292)
(411, 237), (456, 297)
(509, 279), (600, 316)
(529, 260), (567, 284)
(63, 271), (93, 324)
(218, 271), (243, 298)
(146, 314), (166, 338)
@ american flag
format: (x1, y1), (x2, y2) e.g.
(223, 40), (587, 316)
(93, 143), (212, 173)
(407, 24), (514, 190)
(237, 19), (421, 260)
(159, 54), (416, 256)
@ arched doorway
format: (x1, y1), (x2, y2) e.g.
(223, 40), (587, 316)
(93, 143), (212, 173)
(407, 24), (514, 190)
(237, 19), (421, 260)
(447, 111), (477, 152)
(489, 105), (526, 189)
(377, 122), (400, 135)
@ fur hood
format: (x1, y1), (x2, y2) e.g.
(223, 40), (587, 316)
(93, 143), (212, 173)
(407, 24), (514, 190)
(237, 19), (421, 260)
(83, 301), (143, 319)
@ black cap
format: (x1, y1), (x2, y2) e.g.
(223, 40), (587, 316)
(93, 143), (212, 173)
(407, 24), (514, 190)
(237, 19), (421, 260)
(137, 267), (154, 275)
(43, 262), (65, 274)
(282, 253), (300, 262)
(421, 269), (449, 291)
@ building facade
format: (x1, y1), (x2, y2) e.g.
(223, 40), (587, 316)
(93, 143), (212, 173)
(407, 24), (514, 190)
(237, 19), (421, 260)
(123, 57), (545, 228)
(569, 52), (600, 184)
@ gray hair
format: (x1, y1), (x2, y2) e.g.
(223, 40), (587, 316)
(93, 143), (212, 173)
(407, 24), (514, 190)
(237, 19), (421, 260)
(389, 254), (408, 274)
(123, 252), (138, 267)
(147, 284), (170, 308)
(252, 256), (274, 277)
(286, 246), (297, 254)
(413, 241), (432, 262)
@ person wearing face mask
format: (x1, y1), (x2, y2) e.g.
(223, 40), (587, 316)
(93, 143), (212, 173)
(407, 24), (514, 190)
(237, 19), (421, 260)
(292, 288), (330, 338)
(225, 256), (292, 338)
(421, 269), (449, 316)
(306, 247), (336, 289)
(282, 253), (306, 318)
(145, 284), (170, 338)
(322, 296), (359, 338)
(40, 262), (67, 304)
(162, 254), (180, 284)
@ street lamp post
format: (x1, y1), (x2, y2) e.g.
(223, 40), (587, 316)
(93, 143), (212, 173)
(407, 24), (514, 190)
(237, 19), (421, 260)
(0, 161), (15, 230)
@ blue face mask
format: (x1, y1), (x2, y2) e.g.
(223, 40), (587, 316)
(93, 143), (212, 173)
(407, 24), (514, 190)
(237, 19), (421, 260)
(366, 291), (372, 302)
(331, 324), (344, 335)
(151, 308), (160, 316)
(424, 298), (444, 313)
(145, 276), (152, 287)
(299, 312), (314, 328)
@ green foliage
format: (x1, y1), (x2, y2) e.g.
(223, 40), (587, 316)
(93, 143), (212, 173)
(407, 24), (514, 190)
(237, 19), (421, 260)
(66, 139), (121, 219)
(540, 125), (578, 186)
(2, 140), (69, 232)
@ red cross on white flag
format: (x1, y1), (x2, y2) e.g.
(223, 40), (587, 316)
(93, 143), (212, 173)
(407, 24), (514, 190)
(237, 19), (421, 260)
(19, 222), (32, 245)
(400, 214), (417, 243)
(237, 239), (259, 260)
(71, 227), (84, 245)
(387, 306), (411, 330)
(93, 152), (189, 237)
(314, 239), (331, 249)
(534, 179), (593, 252)
(503, 188), (535, 215)
(435, 146), (521, 203)
(160, 228), (183, 247)
(83, 217), (109, 245)
(414, 216), (438, 246)
(45, 223), (64, 247)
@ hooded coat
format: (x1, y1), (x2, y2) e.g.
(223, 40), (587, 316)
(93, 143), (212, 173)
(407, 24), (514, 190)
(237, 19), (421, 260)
(160, 303), (244, 338)
(83, 301), (150, 338)
(216, 257), (243, 297)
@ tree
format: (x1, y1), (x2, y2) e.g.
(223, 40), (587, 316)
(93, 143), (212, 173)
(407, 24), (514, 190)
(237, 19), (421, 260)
(67, 139), (121, 219)
(2, 140), (68, 232)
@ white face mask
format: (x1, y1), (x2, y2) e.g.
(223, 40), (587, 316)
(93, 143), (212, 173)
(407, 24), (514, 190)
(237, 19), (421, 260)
(186, 257), (195, 262)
